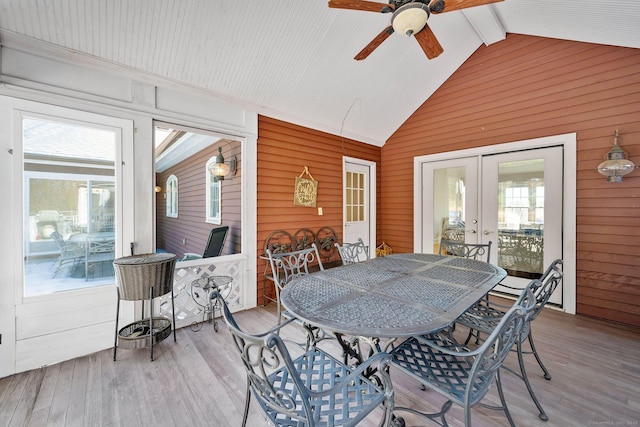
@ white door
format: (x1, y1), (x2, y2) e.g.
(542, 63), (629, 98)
(343, 158), (376, 257)
(481, 147), (563, 304)
(420, 147), (564, 305)
(419, 157), (478, 254)
(0, 97), (133, 375)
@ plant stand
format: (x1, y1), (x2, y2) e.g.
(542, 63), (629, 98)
(113, 253), (177, 361)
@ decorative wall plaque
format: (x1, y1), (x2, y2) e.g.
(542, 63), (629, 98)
(294, 166), (318, 207)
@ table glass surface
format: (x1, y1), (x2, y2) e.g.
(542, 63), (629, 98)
(280, 253), (506, 338)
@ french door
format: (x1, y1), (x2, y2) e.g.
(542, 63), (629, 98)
(0, 97), (133, 375)
(420, 146), (563, 305)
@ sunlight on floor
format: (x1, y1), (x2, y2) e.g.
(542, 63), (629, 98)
(23, 256), (114, 297)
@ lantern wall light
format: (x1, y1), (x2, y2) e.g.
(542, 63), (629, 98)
(596, 129), (636, 182)
(209, 146), (237, 182)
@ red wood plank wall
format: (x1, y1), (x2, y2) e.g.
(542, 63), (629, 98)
(382, 34), (640, 327)
(256, 116), (381, 305)
(156, 141), (242, 258)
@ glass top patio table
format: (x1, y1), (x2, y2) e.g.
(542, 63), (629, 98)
(280, 253), (507, 338)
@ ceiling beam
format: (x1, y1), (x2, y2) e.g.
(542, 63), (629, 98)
(462, 5), (506, 46)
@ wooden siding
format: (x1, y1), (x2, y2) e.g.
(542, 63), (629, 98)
(256, 116), (381, 305)
(382, 34), (640, 327)
(156, 141), (242, 258)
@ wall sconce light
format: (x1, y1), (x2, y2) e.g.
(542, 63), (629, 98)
(597, 129), (636, 182)
(209, 146), (237, 182)
(154, 185), (162, 193)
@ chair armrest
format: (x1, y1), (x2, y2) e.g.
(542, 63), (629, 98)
(210, 289), (297, 338)
(413, 333), (484, 358)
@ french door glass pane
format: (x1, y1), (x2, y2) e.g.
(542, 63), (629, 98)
(346, 171), (365, 222)
(433, 167), (466, 252)
(23, 117), (117, 297)
(496, 159), (544, 278)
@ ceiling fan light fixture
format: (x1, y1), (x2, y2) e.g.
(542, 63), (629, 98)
(391, 3), (430, 36)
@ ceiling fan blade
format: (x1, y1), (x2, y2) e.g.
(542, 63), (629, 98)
(415, 25), (444, 59)
(328, 0), (389, 13)
(431, 0), (503, 14)
(355, 26), (395, 60)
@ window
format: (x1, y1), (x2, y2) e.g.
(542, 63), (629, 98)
(166, 175), (178, 217)
(500, 180), (544, 228)
(21, 115), (118, 296)
(346, 171), (366, 222)
(206, 158), (221, 224)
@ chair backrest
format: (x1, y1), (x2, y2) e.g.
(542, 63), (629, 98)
(202, 226), (229, 258)
(440, 238), (492, 263)
(528, 258), (563, 321)
(50, 231), (65, 249)
(51, 231), (78, 258)
(211, 291), (317, 424)
(335, 238), (369, 265)
(266, 243), (324, 290)
(467, 292), (534, 404)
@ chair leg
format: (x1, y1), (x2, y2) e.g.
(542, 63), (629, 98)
(517, 339), (548, 421)
(463, 327), (475, 346)
(496, 370), (516, 427)
(528, 331), (552, 380)
(275, 287), (282, 323)
(241, 379), (251, 427)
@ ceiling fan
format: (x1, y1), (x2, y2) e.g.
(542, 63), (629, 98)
(328, 0), (504, 60)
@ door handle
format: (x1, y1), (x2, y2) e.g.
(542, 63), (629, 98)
(483, 230), (494, 235)
(466, 229), (477, 234)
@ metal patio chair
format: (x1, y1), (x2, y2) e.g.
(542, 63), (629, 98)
(51, 231), (84, 277)
(266, 243), (324, 322)
(181, 225), (229, 260)
(455, 259), (564, 421)
(266, 243), (331, 348)
(210, 291), (397, 427)
(335, 238), (370, 265)
(390, 296), (534, 427)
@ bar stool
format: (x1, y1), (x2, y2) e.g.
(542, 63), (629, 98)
(113, 253), (177, 361)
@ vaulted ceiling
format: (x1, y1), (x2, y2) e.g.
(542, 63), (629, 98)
(1, 0), (639, 146)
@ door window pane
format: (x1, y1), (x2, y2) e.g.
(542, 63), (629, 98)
(346, 171), (366, 223)
(433, 167), (466, 252)
(496, 159), (544, 278)
(23, 117), (117, 296)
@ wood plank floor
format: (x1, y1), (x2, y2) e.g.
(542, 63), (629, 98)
(1, 299), (639, 426)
